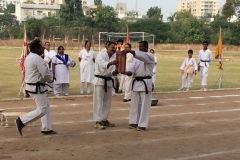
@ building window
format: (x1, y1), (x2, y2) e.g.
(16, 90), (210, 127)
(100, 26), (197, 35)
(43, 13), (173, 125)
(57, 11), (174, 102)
(48, 12), (51, 16)
(37, 11), (43, 15)
(24, 10), (30, 15)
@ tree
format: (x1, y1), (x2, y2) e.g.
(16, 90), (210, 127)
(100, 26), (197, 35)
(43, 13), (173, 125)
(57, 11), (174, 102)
(167, 12), (177, 22)
(89, 5), (119, 31)
(146, 7), (163, 20)
(222, 0), (235, 20)
(94, 0), (102, 5)
(4, 4), (15, 13)
(26, 18), (43, 39)
(175, 10), (194, 21)
(59, 0), (84, 26)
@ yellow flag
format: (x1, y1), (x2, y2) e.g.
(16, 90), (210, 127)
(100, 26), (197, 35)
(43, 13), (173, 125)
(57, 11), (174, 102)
(215, 28), (223, 70)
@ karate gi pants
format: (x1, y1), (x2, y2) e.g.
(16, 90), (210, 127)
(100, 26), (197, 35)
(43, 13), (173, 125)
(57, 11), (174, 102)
(93, 85), (112, 121)
(152, 73), (156, 86)
(129, 91), (152, 128)
(124, 76), (133, 100)
(19, 92), (52, 131)
(200, 66), (209, 87)
(181, 74), (194, 88)
(53, 83), (69, 96)
(119, 74), (125, 91)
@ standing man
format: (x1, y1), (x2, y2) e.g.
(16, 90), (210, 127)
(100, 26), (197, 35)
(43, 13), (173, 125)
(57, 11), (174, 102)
(44, 42), (57, 92)
(93, 42), (119, 130)
(198, 41), (213, 91)
(15, 39), (57, 136)
(122, 41), (155, 131)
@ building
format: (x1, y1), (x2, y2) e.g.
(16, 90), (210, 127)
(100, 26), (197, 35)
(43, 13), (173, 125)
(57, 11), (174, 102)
(15, 3), (60, 22)
(17, 0), (88, 5)
(115, 3), (128, 18)
(178, 0), (218, 18)
(0, 0), (17, 10)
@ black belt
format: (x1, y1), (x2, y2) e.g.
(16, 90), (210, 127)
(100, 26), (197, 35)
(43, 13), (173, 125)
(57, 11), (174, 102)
(95, 75), (115, 93)
(25, 82), (50, 94)
(132, 76), (152, 94)
(200, 60), (210, 67)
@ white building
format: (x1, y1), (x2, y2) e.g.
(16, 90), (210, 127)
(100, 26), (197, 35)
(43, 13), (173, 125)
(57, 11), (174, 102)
(178, 0), (219, 18)
(15, 3), (60, 22)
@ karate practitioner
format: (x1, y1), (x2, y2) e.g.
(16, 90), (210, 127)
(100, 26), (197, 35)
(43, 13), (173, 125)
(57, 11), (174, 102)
(78, 40), (96, 94)
(122, 43), (134, 102)
(44, 42), (56, 92)
(122, 41), (155, 131)
(52, 46), (76, 96)
(150, 49), (157, 90)
(93, 42), (119, 130)
(198, 41), (213, 91)
(15, 39), (57, 136)
(178, 50), (198, 91)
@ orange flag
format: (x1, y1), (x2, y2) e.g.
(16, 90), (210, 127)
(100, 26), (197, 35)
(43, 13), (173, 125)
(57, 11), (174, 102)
(215, 27), (223, 70)
(125, 25), (130, 44)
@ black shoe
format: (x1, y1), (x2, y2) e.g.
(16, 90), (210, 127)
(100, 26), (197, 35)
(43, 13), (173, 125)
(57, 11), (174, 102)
(101, 120), (115, 127)
(136, 127), (146, 131)
(41, 130), (57, 135)
(123, 99), (131, 102)
(15, 117), (25, 136)
(128, 124), (138, 129)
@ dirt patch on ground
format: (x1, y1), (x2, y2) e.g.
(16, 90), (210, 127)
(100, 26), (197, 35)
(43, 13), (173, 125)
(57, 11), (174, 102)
(1, 90), (240, 160)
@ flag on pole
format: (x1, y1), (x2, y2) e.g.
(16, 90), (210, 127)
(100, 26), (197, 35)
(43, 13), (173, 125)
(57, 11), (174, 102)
(19, 24), (27, 74)
(125, 25), (130, 44)
(215, 27), (223, 70)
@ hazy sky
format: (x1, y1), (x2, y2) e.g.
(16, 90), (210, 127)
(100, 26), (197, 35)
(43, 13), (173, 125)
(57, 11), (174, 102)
(89, 0), (226, 20)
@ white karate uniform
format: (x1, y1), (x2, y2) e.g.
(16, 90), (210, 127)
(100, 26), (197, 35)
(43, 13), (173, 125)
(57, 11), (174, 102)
(52, 54), (74, 96)
(123, 53), (134, 100)
(152, 56), (157, 86)
(20, 52), (54, 132)
(93, 50), (116, 121)
(78, 49), (96, 94)
(180, 57), (198, 88)
(198, 49), (213, 88)
(127, 51), (155, 128)
(44, 49), (56, 92)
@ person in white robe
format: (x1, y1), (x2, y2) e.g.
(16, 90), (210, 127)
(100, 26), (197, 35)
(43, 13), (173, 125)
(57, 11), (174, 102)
(93, 42), (119, 130)
(44, 42), (56, 92)
(122, 43), (134, 102)
(78, 41), (96, 94)
(52, 46), (76, 96)
(15, 39), (57, 136)
(150, 49), (157, 90)
(178, 50), (198, 91)
(198, 41), (213, 91)
(122, 41), (155, 131)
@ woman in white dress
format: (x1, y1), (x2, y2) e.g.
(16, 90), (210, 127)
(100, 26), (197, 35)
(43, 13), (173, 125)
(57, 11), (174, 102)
(52, 46), (76, 96)
(78, 41), (96, 94)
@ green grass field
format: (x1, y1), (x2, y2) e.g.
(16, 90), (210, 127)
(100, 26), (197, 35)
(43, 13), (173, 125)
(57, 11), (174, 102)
(0, 48), (240, 99)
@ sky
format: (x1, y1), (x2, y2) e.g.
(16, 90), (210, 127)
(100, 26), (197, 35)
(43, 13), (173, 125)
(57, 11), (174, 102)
(89, 0), (226, 20)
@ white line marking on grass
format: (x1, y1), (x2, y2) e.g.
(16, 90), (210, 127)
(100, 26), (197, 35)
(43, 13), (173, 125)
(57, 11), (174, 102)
(164, 149), (240, 160)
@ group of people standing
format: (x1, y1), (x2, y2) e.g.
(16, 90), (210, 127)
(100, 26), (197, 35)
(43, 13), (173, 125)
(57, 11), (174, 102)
(15, 38), (157, 136)
(179, 41), (213, 91)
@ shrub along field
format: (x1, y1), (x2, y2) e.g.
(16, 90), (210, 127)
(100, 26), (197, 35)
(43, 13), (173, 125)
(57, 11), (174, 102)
(0, 48), (240, 99)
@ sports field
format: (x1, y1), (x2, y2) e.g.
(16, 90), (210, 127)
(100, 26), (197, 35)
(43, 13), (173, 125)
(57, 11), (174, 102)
(0, 48), (240, 99)
(1, 90), (240, 159)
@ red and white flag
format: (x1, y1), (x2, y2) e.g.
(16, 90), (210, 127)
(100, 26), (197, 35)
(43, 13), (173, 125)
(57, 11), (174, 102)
(19, 24), (27, 74)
